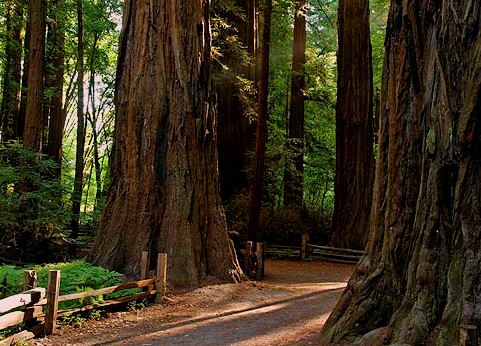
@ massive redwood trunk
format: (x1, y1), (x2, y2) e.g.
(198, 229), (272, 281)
(330, 0), (374, 250)
(321, 1), (481, 344)
(89, 0), (242, 287)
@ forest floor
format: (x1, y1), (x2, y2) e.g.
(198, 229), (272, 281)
(33, 259), (354, 346)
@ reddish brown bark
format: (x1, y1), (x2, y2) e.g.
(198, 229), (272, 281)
(247, 0), (272, 244)
(45, 0), (66, 171)
(90, 0), (242, 287)
(321, 1), (481, 344)
(284, 0), (307, 208)
(23, 0), (45, 152)
(330, 0), (374, 250)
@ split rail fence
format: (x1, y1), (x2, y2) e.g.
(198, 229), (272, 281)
(0, 252), (166, 345)
(263, 234), (364, 264)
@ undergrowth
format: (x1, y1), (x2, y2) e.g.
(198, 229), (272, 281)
(0, 260), (130, 310)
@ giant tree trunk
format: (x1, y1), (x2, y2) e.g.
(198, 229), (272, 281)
(321, 1), (481, 345)
(1, 0), (23, 142)
(23, 0), (45, 152)
(89, 0), (243, 287)
(283, 0), (306, 209)
(330, 0), (374, 250)
(216, 0), (258, 203)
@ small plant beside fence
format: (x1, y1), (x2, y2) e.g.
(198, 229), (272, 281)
(0, 252), (167, 345)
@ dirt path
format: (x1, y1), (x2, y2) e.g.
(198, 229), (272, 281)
(35, 260), (354, 346)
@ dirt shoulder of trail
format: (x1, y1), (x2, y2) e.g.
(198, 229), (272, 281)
(33, 259), (354, 346)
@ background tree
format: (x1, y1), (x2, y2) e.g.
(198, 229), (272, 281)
(44, 0), (66, 174)
(23, 0), (45, 152)
(89, 0), (243, 286)
(329, 0), (374, 250)
(321, 0), (481, 344)
(214, 0), (258, 204)
(70, 0), (85, 239)
(0, 0), (23, 141)
(247, 0), (273, 244)
(283, 0), (306, 209)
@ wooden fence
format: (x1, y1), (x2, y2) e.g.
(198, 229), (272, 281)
(263, 234), (363, 264)
(0, 252), (167, 345)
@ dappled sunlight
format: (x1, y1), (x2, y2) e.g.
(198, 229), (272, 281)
(43, 260), (354, 346)
(94, 285), (347, 345)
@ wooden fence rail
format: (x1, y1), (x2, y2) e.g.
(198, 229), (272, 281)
(0, 252), (167, 345)
(264, 234), (363, 264)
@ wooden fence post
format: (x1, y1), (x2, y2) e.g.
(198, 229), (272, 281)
(261, 242), (266, 277)
(140, 251), (150, 280)
(244, 241), (253, 274)
(44, 270), (60, 336)
(155, 253), (167, 304)
(23, 270), (37, 291)
(460, 324), (477, 346)
(255, 243), (264, 280)
(301, 234), (309, 260)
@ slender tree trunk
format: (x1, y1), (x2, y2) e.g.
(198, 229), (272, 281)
(70, 0), (85, 238)
(89, 0), (243, 286)
(45, 0), (65, 174)
(23, 0), (45, 152)
(17, 11), (29, 141)
(86, 33), (103, 213)
(247, 0), (273, 244)
(283, 0), (307, 208)
(321, 1), (481, 344)
(329, 0), (374, 250)
(1, 0), (23, 142)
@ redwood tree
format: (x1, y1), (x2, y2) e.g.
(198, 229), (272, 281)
(330, 0), (374, 250)
(247, 0), (272, 244)
(0, 0), (23, 141)
(283, 0), (307, 209)
(44, 0), (66, 173)
(321, 1), (481, 344)
(216, 0), (258, 203)
(70, 0), (85, 239)
(23, 0), (45, 152)
(89, 0), (242, 287)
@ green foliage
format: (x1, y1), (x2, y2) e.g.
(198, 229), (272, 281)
(58, 313), (87, 327)
(127, 299), (148, 312)
(0, 142), (72, 262)
(60, 0), (121, 233)
(370, 0), (389, 93)
(0, 261), (128, 319)
(266, 0), (338, 215)
(0, 260), (123, 299)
